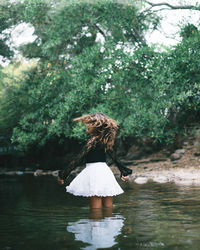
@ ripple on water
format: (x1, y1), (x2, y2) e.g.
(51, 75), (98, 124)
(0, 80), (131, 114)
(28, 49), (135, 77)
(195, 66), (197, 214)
(1, 177), (200, 250)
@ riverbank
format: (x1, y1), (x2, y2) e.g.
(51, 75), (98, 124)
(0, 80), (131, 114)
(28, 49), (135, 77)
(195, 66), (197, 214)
(111, 134), (200, 185)
(1, 130), (200, 186)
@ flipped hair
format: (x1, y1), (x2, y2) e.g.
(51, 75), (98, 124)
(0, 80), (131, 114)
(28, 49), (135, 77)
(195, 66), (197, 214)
(74, 112), (119, 151)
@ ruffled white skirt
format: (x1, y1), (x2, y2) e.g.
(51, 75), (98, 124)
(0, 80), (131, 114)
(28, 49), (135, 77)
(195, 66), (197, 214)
(66, 162), (124, 197)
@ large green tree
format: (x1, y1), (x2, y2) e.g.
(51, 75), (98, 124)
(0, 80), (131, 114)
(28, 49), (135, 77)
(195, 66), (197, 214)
(8, 0), (160, 149)
(0, 0), (200, 152)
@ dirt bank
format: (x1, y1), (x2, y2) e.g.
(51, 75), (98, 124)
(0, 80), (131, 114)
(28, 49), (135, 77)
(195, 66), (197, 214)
(111, 135), (200, 185)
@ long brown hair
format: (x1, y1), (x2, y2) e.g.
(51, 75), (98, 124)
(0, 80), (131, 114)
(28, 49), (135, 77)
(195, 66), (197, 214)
(73, 112), (119, 151)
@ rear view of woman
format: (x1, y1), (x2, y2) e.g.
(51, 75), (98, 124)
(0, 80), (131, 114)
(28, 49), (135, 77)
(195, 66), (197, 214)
(58, 112), (132, 209)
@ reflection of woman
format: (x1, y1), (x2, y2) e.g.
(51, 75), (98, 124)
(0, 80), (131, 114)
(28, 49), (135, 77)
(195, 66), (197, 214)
(58, 113), (132, 209)
(66, 213), (124, 250)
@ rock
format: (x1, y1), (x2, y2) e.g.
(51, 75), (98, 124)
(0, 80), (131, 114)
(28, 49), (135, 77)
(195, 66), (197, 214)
(52, 170), (59, 177)
(16, 171), (23, 175)
(183, 142), (188, 146)
(42, 171), (52, 175)
(134, 177), (148, 184)
(170, 153), (182, 161)
(34, 169), (43, 176)
(194, 152), (200, 157)
(153, 176), (168, 183)
(175, 179), (195, 186)
(175, 149), (185, 155)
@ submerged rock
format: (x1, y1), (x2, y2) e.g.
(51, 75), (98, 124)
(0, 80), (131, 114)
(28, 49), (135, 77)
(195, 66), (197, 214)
(152, 176), (169, 184)
(52, 170), (59, 177)
(34, 169), (43, 176)
(134, 177), (148, 184)
(17, 171), (23, 175)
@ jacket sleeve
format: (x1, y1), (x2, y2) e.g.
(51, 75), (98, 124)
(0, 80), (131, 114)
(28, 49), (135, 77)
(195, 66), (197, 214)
(58, 143), (88, 180)
(107, 149), (132, 177)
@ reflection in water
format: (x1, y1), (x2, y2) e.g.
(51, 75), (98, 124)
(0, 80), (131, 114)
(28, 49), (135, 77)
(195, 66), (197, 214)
(2, 177), (200, 249)
(66, 209), (124, 249)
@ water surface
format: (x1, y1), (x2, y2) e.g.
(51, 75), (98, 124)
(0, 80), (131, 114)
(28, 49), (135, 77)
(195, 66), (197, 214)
(1, 175), (200, 249)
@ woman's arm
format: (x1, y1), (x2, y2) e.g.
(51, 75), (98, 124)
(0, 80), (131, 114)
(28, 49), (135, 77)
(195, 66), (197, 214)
(58, 159), (79, 180)
(58, 143), (88, 181)
(107, 149), (132, 178)
(58, 140), (96, 181)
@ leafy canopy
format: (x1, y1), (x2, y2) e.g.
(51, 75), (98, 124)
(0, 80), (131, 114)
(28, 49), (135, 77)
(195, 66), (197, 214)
(0, 0), (199, 151)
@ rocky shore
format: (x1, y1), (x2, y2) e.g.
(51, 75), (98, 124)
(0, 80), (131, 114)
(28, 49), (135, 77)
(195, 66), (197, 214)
(1, 131), (200, 186)
(111, 134), (200, 186)
(0, 168), (60, 177)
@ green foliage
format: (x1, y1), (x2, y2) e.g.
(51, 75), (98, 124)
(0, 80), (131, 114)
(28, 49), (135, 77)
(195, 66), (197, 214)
(0, 0), (200, 151)
(180, 23), (199, 39)
(0, 62), (35, 143)
(19, 0), (157, 60)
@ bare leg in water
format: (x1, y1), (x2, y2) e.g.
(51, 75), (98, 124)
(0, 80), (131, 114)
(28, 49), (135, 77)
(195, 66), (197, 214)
(102, 196), (113, 208)
(88, 196), (102, 209)
(88, 196), (113, 209)
(89, 196), (113, 220)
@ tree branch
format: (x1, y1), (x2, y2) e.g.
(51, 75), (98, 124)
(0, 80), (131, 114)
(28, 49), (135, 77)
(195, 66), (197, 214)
(93, 23), (106, 38)
(145, 1), (200, 11)
(132, 26), (147, 46)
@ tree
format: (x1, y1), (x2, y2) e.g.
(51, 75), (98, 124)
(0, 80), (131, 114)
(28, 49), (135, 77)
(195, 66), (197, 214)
(18, 0), (158, 61)
(1, 0), (200, 152)
(0, 61), (36, 142)
(3, 0), (159, 149)
(144, 1), (200, 11)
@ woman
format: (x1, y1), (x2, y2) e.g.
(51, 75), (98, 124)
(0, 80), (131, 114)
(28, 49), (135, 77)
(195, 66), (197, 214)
(58, 112), (132, 209)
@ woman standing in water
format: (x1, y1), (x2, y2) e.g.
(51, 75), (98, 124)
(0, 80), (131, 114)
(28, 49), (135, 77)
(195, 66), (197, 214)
(58, 113), (132, 209)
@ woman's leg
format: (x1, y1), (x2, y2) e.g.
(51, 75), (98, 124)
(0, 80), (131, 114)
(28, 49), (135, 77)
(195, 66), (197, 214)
(89, 208), (103, 219)
(102, 196), (113, 208)
(88, 196), (102, 209)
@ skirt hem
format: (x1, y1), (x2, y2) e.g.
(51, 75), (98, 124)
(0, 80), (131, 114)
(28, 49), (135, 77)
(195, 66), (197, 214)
(66, 190), (124, 197)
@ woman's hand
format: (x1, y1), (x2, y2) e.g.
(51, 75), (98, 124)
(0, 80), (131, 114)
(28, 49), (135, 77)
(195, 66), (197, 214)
(57, 177), (64, 185)
(121, 176), (129, 182)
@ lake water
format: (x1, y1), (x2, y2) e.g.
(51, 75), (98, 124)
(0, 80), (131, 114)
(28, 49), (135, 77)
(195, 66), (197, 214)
(1, 175), (200, 250)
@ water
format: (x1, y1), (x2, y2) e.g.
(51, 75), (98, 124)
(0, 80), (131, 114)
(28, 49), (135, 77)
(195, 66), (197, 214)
(1, 176), (200, 250)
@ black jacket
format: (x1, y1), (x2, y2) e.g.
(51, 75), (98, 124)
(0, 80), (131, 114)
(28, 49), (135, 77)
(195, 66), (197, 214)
(58, 143), (132, 180)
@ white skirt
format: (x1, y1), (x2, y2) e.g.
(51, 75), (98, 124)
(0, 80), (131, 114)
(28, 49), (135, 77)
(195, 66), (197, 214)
(66, 162), (124, 197)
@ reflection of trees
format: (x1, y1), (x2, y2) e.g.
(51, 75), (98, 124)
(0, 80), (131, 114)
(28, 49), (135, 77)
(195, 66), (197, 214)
(114, 182), (200, 249)
(2, 177), (200, 249)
